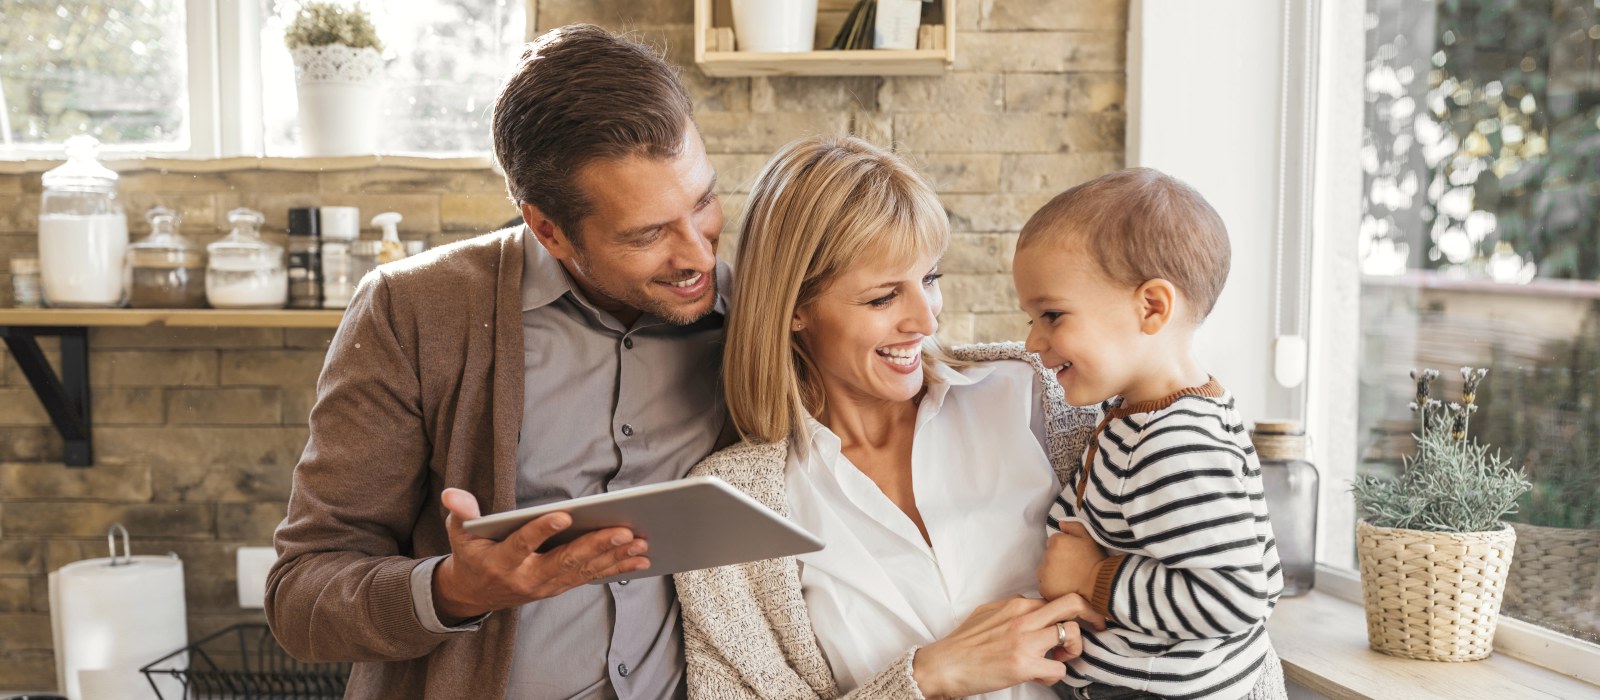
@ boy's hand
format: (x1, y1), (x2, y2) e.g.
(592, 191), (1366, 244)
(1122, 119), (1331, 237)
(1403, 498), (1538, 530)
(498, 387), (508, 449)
(1037, 522), (1107, 600)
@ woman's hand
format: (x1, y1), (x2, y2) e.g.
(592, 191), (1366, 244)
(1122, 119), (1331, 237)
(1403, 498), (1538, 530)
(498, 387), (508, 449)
(911, 593), (1106, 700)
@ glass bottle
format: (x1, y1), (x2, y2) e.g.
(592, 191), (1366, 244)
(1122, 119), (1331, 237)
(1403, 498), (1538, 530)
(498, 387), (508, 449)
(1252, 420), (1319, 596)
(286, 207), (322, 309)
(126, 206), (207, 308)
(10, 255), (43, 308)
(38, 135), (129, 307)
(206, 208), (287, 309)
(319, 206), (360, 309)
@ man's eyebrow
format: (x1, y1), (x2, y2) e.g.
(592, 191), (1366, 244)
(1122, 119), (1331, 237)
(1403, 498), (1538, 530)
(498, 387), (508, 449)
(616, 173), (720, 240)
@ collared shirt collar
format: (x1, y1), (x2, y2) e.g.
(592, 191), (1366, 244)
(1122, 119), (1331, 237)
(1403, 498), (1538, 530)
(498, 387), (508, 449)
(519, 225), (731, 324)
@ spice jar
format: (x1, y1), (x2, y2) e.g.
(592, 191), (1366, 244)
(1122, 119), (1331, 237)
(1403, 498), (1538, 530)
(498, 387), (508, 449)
(10, 255), (42, 308)
(126, 206), (207, 308)
(319, 206), (360, 309)
(286, 207), (322, 309)
(206, 208), (287, 309)
(1251, 420), (1319, 596)
(38, 135), (128, 307)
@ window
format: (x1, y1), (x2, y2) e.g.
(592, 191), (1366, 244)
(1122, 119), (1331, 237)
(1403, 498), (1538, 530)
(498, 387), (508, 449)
(0, 0), (526, 159)
(1362, 0), (1600, 646)
(0, 0), (191, 153)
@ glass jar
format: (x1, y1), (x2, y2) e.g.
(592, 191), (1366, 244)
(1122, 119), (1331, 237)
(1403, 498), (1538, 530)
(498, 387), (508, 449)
(1251, 420), (1319, 597)
(38, 135), (129, 307)
(126, 206), (206, 308)
(10, 255), (42, 308)
(206, 208), (287, 309)
(286, 207), (322, 309)
(350, 240), (382, 290)
(319, 206), (360, 309)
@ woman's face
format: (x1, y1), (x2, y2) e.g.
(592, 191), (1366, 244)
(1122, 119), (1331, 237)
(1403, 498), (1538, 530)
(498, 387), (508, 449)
(793, 249), (944, 412)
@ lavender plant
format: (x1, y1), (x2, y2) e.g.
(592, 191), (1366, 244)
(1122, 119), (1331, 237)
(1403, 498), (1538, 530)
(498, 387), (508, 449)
(1352, 367), (1532, 533)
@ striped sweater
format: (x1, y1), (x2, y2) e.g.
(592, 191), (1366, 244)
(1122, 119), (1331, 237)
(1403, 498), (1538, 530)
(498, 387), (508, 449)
(1047, 379), (1284, 700)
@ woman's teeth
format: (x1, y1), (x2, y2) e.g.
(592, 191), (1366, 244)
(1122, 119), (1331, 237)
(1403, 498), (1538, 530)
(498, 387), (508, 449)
(877, 346), (919, 366)
(665, 273), (702, 288)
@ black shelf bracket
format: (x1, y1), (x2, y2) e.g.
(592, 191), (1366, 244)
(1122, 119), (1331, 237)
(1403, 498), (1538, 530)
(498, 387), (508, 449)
(0, 325), (92, 466)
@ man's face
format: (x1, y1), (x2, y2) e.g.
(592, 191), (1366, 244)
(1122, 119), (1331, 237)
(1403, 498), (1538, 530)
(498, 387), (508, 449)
(526, 123), (722, 326)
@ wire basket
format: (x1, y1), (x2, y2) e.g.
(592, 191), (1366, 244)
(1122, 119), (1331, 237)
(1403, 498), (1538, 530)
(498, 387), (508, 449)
(140, 623), (350, 699)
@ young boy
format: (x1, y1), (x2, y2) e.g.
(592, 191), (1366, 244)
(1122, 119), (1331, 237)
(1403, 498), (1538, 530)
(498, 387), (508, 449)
(1013, 168), (1286, 700)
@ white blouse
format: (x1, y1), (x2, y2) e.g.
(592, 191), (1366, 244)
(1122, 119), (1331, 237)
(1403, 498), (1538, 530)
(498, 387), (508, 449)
(785, 360), (1060, 700)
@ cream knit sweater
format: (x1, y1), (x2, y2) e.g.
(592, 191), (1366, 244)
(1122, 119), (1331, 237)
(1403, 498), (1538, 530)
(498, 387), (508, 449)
(674, 343), (1097, 699)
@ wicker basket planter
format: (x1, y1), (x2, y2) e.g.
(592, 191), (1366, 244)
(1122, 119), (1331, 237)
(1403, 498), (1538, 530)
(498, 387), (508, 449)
(1503, 522), (1600, 645)
(1356, 520), (1517, 661)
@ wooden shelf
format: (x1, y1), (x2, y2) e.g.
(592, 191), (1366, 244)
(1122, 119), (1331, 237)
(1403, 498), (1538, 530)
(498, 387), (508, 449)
(694, 0), (955, 78)
(0, 308), (345, 329)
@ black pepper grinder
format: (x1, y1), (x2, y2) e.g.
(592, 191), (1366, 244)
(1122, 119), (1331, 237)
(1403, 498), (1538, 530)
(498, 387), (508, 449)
(287, 207), (322, 309)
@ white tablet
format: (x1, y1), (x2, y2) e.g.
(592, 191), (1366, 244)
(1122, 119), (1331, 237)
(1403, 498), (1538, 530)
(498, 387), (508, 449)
(462, 476), (824, 584)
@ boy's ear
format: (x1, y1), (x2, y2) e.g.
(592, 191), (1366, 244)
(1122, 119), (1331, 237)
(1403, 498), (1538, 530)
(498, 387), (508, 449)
(1136, 279), (1179, 335)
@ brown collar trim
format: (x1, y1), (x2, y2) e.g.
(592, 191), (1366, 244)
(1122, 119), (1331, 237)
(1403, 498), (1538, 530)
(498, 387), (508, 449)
(1107, 377), (1225, 418)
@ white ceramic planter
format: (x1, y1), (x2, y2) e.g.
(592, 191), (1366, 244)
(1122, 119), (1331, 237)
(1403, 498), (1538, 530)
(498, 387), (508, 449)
(731, 0), (818, 52)
(290, 45), (384, 156)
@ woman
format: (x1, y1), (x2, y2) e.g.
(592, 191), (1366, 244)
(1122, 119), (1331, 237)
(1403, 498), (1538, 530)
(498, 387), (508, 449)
(674, 135), (1102, 699)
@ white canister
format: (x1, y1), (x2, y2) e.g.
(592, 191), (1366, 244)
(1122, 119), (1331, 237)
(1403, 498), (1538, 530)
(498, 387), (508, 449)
(732, 0), (819, 52)
(38, 136), (129, 307)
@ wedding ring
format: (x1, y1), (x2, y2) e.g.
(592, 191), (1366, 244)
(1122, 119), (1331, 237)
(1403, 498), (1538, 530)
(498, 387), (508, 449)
(1056, 621), (1068, 647)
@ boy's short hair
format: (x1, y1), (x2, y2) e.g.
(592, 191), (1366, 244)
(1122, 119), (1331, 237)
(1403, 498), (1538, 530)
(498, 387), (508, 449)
(1018, 168), (1230, 321)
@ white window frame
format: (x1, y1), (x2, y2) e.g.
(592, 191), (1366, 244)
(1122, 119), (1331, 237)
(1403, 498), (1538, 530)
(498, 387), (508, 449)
(1131, 0), (1600, 682)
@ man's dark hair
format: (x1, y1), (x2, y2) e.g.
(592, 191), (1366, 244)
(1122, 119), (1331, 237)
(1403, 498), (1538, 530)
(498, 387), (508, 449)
(493, 25), (693, 241)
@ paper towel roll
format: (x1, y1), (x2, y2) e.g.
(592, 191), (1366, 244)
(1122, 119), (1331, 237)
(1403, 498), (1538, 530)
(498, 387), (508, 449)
(49, 555), (187, 700)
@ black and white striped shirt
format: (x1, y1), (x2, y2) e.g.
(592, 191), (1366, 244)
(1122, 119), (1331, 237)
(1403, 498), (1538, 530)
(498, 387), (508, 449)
(1047, 380), (1283, 700)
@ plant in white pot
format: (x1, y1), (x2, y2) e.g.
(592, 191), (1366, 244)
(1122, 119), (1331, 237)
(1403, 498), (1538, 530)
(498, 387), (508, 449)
(285, 1), (385, 156)
(1351, 367), (1532, 662)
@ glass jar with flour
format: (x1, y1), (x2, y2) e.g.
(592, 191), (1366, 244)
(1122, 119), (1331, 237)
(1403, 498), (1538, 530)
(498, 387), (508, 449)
(38, 135), (129, 307)
(206, 208), (287, 309)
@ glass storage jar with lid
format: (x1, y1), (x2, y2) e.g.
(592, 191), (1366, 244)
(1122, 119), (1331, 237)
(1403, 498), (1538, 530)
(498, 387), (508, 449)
(205, 208), (287, 309)
(126, 206), (206, 308)
(38, 135), (129, 307)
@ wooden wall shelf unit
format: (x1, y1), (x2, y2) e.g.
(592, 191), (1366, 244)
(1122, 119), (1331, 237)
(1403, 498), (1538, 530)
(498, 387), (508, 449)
(694, 0), (956, 78)
(0, 308), (344, 467)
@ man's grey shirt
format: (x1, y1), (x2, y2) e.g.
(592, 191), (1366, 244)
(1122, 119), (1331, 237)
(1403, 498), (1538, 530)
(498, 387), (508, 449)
(409, 232), (730, 699)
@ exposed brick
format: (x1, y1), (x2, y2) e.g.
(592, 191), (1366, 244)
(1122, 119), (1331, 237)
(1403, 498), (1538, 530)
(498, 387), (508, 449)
(957, 31), (1124, 73)
(707, 154), (772, 195)
(441, 193), (519, 233)
(999, 152), (1124, 194)
(973, 311), (1032, 343)
(753, 77), (881, 112)
(90, 350), (218, 387)
(941, 272), (1020, 313)
(852, 112), (895, 150)
(937, 312), (977, 345)
(93, 387), (167, 425)
(895, 113), (1074, 153)
(218, 502), (288, 543)
(1004, 73), (1125, 114)
(537, 0), (691, 29)
(697, 112), (852, 154)
(3, 502), (214, 539)
(941, 193), (1056, 232)
(0, 577), (34, 613)
(317, 167), (505, 195)
(944, 233), (1019, 274)
(122, 192), (219, 235)
(219, 350), (326, 386)
(97, 427), (307, 503)
(904, 154), (1002, 194)
(978, 0), (1128, 31)
(0, 388), (48, 426)
(0, 426), (62, 462)
(879, 74), (1004, 113)
(280, 385), (318, 427)
(0, 463), (153, 502)
(168, 388), (283, 426)
(283, 328), (336, 350)
(0, 541), (45, 575)
(92, 327), (283, 350)
(0, 612), (55, 689)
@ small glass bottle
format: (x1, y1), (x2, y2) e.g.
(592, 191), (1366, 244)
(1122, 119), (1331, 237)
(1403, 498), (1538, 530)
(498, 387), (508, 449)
(38, 135), (129, 308)
(319, 206), (360, 309)
(286, 207), (322, 309)
(1251, 420), (1319, 596)
(126, 206), (207, 308)
(10, 255), (43, 308)
(206, 208), (287, 309)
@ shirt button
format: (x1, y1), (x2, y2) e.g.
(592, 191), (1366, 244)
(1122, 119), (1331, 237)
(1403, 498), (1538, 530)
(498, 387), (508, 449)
(621, 424), (634, 437)
(617, 662), (630, 677)
(617, 579), (630, 585)
(623, 337), (634, 349)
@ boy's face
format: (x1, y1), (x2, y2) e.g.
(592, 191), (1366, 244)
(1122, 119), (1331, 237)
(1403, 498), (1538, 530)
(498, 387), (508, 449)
(1014, 242), (1150, 407)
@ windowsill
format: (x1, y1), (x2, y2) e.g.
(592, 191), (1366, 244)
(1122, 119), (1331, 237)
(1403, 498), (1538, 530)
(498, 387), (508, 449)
(1268, 589), (1600, 699)
(0, 153), (497, 175)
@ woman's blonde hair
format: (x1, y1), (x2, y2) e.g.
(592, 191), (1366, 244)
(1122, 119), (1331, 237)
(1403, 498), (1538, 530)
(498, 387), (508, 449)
(725, 134), (955, 444)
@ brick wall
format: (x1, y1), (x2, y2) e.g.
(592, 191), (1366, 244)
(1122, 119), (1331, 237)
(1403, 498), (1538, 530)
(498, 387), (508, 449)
(0, 0), (1126, 688)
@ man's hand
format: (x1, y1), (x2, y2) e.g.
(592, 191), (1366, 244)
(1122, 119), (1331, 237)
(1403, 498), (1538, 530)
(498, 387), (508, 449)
(430, 488), (650, 622)
(1037, 521), (1108, 601)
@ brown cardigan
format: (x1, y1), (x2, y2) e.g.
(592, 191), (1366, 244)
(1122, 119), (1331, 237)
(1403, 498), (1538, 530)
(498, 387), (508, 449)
(266, 227), (527, 698)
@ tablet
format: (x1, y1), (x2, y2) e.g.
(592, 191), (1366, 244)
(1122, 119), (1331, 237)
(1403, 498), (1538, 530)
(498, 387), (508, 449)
(462, 476), (824, 584)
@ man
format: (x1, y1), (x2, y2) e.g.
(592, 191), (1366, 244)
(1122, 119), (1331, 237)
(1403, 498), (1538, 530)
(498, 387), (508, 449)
(265, 25), (729, 699)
